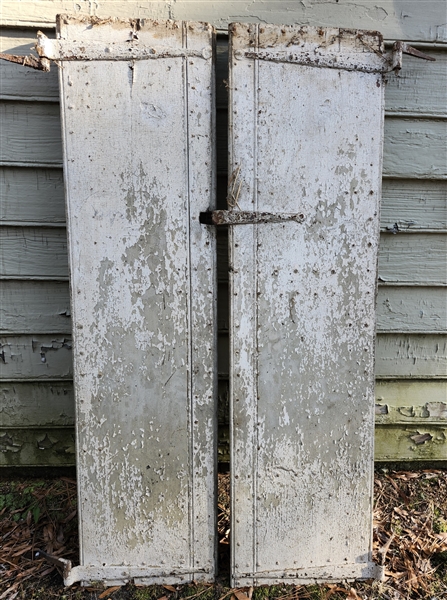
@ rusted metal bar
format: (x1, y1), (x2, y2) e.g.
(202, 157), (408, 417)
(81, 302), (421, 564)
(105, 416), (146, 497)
(0, 52), (49, 71)
(35, 549), (72, 580)
(199, 210), (305, 225)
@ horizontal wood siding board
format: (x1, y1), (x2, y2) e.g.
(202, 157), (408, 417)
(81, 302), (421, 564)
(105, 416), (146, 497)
(384, 48), (447, 116)
(0, 381), (74, 427)
(0, 280), (71, 334)
(381, 179), (447, 230)
(217, 331), (447, 379)
(0, 101), (62, 164)
(383, 118), (447, 179)
(0, 427), (75, 466)
(0, 167), (65, 223)
(0, 226), (68, 277)
(0, 28), (58, 101)
(375, 379), (447, 427)
(376, 287), (447, 333)
(375, 424), (446, 461)
(378, 233), (447, 284)
(376, 334), (447, 378)
(0, 335), (72, 379)
(1, 1), (446, 42)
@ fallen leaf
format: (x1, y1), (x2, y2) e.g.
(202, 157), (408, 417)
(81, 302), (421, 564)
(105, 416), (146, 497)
(163, 585), (177, 592)
(99, 587), (121, 599)
(234, 591), (250, 600)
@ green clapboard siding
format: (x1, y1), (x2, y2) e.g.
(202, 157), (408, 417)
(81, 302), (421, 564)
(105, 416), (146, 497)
(0, 335), (72, 380)
(375, 425), (446, 462)
(383, 118), (447, 179)
(0, 427), (75, 467)
(0, 226), (68, 278)
(378, 233), (447, 284)
(0, 280), (71, 334)
(385, 49), (447, 117)
(0, 28), (59, 101)
(381, 179), (447, 231)
(376, 287), (447, 333)
(376, 334), (447, 379)
(0, 381), (74, 427)
(0, 101), (62, 164)
(0, 167), (65, 223)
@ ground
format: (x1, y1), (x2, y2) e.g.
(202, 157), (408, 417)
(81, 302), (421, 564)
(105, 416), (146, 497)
(0, 469), (446, 600)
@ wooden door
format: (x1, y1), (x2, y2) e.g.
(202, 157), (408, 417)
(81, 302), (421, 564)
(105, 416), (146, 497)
(228, 23), (386, 586)
(48, 15), (216, 586)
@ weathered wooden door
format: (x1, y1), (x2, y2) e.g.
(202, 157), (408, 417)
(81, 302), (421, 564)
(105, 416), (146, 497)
(228, 24), (386, 585)
(43, 16), (216, 586)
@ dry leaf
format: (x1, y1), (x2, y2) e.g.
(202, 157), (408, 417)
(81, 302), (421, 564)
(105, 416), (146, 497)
(163, 585), (177, 592)
(98, 587), (121, 599)
(346, 588), (362, 599)
(234, 591), (250, 600)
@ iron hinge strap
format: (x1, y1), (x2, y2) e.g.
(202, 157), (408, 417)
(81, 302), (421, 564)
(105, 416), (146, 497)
(199, 210), (305, 226)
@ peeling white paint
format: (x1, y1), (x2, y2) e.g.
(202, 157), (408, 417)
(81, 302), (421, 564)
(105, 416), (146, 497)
(229, 23), (385, 586)
(58, 16), (216, 586)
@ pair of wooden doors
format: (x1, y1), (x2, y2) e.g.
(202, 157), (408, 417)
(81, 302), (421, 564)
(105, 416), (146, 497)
(45, 15), (386, 586)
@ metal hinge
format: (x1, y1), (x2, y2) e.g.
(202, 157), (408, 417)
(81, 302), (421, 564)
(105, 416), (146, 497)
(199, 210), (305, 226)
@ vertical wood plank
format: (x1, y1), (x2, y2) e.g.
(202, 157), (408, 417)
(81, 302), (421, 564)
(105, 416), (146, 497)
(229, 23), (385, 586)
(56, 16), (216, 585)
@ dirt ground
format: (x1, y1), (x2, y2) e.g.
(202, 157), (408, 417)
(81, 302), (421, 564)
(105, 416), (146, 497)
(0, 469), (446, 600)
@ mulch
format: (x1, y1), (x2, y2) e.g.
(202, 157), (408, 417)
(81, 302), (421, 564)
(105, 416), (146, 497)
(0, 470), (446, 599)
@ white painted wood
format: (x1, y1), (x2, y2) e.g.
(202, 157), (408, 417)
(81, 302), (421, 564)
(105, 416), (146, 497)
(56, 16), (216, 585)
(229, 23), (385, 586)
(1, 0), (446, 42)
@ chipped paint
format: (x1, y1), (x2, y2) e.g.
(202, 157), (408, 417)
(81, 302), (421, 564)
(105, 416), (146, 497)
(57, 16), (216, 586)
(229, 23), (385, 586)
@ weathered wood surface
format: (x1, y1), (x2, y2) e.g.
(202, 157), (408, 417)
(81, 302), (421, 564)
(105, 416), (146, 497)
(0, 28), (59, 101)
(376, 287), (447, 333)
(0, 281), (71, 334)
(0, 226), (68, 278)
(57, 16), (216, 585)
(229, 23), (383, 586)
(383, 118), (447, 179)
(0, 101), (62, 165)
(0, 167), (65, 223)
(381, 179), (447, 231)
(376, 334), (447, 378)
(375, 424), (446, 462)
(375, 379), (447, 425)
(1, 0), (446, 42)
(0, 381), (74, 427)
(378, 233), (447, 284)
(0, 335), (72, 379)
(0, 426), (75, 466)
(384, 49), (446, 116)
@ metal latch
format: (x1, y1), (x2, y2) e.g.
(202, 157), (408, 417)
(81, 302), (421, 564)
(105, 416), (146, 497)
(199, 210), (305, 226)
